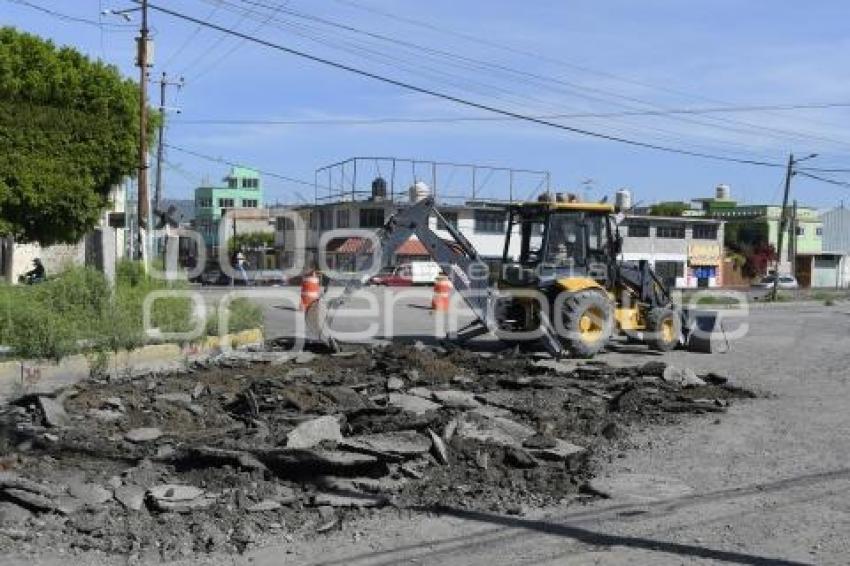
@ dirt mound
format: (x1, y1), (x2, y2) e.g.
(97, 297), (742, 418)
(0, 343), (756, 559)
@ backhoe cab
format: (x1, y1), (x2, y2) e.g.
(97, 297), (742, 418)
(496, 198), (682, 357)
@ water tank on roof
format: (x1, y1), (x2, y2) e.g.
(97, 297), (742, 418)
(716, 184), (731, 200)
(371, 177), (387, 201)
(409, 181), (430, 203)
(615, 189), (632, 211)
(538, 191), (555, 203)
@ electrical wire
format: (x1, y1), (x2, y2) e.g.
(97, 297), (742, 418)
(144, 1), (786, 169)
(161, 2), (222, 70)
(797, 171), (850, 189)
(6, 0), (134, 28)
(165, 143), (317, 187)
(229, 0), (850, 150)
(172, 102), (850, 126)
(332, 0), (846, 136)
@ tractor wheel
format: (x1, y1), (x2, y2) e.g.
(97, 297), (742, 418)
(646, 307), (681, 351)
(561, 291), (615, 358)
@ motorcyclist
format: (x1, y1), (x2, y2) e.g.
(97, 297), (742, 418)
(24, 258), (46, 284)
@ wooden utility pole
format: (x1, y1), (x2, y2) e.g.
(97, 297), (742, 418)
(790, 199), (798, 281)
(771, 153), (794, 300)
(136, 0), (150, 265)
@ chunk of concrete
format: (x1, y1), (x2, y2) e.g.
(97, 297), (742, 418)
(286, 416), (342, 449)
(38, 396), (70, 428)
(662, 366), (705, 387)
(87, 408), (123, 422)
(428, 428), (448, 465)
(114, 485), (146, 511)
(531, 359), (576, 374)
(388, 393), (439, 415)
(528, 439), (585, 462)
(312, 490), (387, 508)
(294, 351), (316, 364)
(156, 392), (193, 405)
(147, 484), (214, 513)
(386, 376), (404, 391)
(456, 409), (536, 449)
(124, 427), (163, 443)
(246, 499), (281, 512)
(431, 390), (481, 409)
(286, 368), (316, 380)
(345, 431), (431, 457)
(66, 481), (112, 507)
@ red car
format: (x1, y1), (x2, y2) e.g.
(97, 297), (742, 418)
(369, 265), (414, 286)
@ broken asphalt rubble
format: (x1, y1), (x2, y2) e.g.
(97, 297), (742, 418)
(0, 341), (756, 559)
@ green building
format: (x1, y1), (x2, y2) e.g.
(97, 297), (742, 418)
(686, 186), (828, 285)
(194, 167), (263, 249)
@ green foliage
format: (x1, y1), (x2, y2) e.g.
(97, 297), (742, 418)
(649, 202), (689, 217)
(0, 27), (155, 244)
(0, 261), (262, 360)
(229, 231), (275, 253)
(206, 298), (264, 336)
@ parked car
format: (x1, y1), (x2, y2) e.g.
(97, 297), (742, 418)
(752, 274), (799, 289)
(370, 262), (443, 286)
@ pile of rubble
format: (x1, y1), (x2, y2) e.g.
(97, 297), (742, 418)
(0, 342), (756, 560)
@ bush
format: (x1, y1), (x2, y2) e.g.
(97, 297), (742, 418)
(206, 298), (264, 336)
(0, 261), (263, 359)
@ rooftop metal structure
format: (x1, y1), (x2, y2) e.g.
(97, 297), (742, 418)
(314, 157), (551, 206)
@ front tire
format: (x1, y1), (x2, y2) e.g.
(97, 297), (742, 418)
(561, 290), (615, 358)
(646, 307), (681, 351)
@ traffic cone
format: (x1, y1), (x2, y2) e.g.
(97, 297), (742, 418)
(300, 272), (321, 311)
(431, 276), (451, 312)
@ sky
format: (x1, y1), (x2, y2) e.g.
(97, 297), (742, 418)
(4, 0), (850, 208)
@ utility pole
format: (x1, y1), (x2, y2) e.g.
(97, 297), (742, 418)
(136, 0), (151, 266)
(791, 199), (798, 291)
(771, 152), (817, 300)
(772, 153), (794, 301)
(153, 72), (184, 213)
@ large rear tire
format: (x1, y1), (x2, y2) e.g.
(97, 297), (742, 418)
(560, 290), (615, 358)
(646, 307), (681, 351)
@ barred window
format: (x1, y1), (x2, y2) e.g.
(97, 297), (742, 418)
(627, 223), (649, 237)
(692, 224), (717, 240)
(656, 224), (685, 239)
(474, 210), (505, 234)
(359, 208), (385, 228)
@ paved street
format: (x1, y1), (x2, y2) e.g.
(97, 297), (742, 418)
(191, 292), (850, 565)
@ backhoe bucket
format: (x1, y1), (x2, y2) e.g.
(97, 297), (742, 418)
(680, 308), (728, 354)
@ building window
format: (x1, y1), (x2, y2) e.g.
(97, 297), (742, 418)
(336, 209), (350, 229)
(218, 198), (235, 208)
(227, 178), (238, 189)
(242, 178), (259, 189)
(310, 211), (318, 230)
(359, 208), (385, 228)
(197, 197), (212, 208)
(816, 227), (823, 237)
(656, 224), (685, 239)
(692, 224), (718, 240)
(474, 210), (505, 234)
(437, 211), (458, 230)
(320, 209), (333, 231)
(795, 226), (805, 236)
(276, 217), (294, 231)
(241, 199), (258, 208)
(626, 223), (649, 237)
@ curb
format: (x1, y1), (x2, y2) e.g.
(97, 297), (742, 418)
(0, 328), (264, 403)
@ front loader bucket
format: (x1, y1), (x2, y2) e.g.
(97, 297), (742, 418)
(680, 308), (728, 354)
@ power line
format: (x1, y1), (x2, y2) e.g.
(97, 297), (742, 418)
(164, 143), (316, 187)
(331, 0), (845, 136)
(227, 0), (850, 150)
(143, 2), (785, 169)
(6, 0), (134, 28)
(172, 102), (850, 126)
(797, 171), (850, 189)
(798, 166), (850, 173)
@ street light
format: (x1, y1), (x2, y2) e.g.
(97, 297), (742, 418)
(101, 8), (135, 21)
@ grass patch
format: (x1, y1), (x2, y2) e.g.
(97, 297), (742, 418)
(0, 262), (263, 360)
(206, 298), (264, 336)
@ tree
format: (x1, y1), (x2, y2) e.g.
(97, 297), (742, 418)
(0, 27), (154, 245)
(229, 231), (274, 253)
(649, 202), (689, 217)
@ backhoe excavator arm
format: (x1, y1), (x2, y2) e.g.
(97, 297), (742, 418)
(305, 197), (498, 350)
